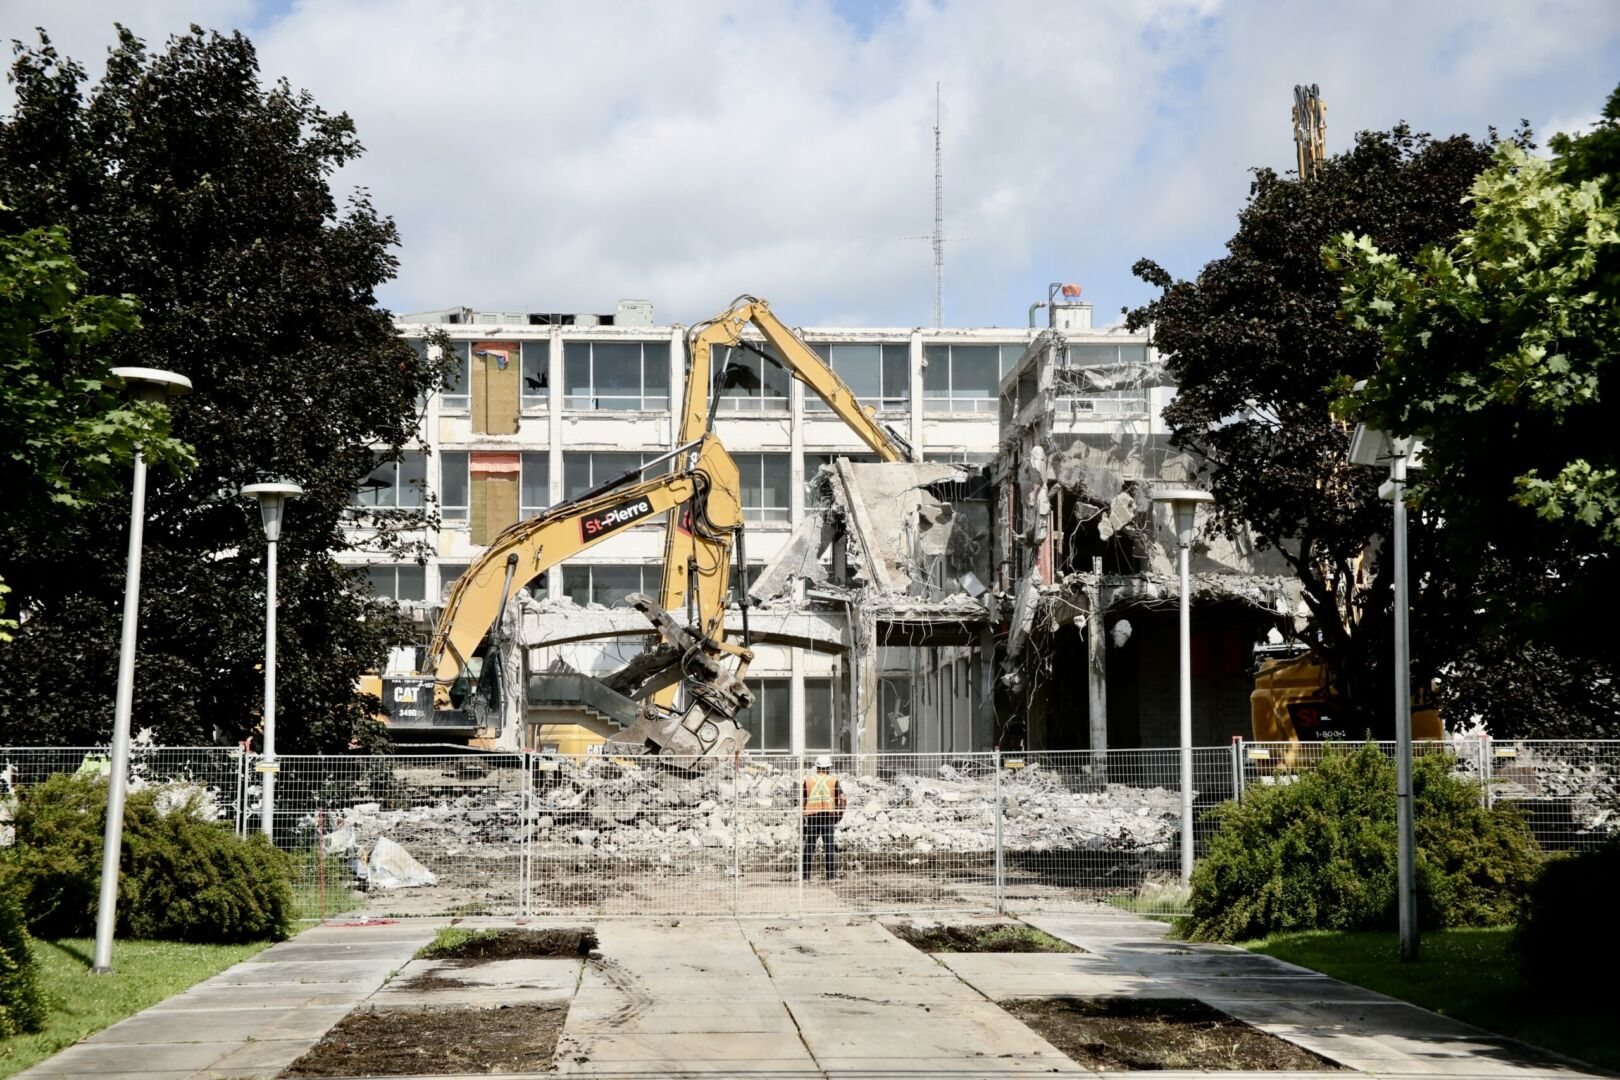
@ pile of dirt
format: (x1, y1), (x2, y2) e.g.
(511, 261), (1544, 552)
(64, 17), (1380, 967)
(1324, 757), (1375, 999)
(422, 927), (597, 962)
(1002, 997), (1337, 1071)
(281, 1003), (566, 1076)
(888, 922), (1079, 953)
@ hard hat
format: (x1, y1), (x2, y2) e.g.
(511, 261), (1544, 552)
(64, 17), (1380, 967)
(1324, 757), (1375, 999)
(814, 754), (832, 769)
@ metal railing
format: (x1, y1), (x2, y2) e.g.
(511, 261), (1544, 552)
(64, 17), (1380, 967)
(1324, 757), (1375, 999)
(3, 738), (1615, 920)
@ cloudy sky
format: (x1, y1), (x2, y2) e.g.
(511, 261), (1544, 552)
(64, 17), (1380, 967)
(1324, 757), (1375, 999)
(4, 1), (1617, 327)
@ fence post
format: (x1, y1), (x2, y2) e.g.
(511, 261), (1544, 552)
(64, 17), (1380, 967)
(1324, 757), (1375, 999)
(235, 751), (248, 837)
(994, 747), (1005, 915)
(795, 753), (805, 922)
(732, 754), (741, 917)
(520, 752), (533, 918)
(1481, 735), (1494, 809)
(1231, 737), (1244, 805)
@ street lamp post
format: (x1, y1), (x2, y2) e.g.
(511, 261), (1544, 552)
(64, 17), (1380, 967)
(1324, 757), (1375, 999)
(241, 482), (303, 839)
(1349, 420), (1423, 962)
(1151, 487), (1213, 885)
(92, 367), (192, 975)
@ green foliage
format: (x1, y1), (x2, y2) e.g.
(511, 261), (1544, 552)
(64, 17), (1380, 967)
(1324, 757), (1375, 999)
(0, 877), (46, 1038)
(0, 28), (448, 750)
(1514, 840), (1620, 991)
(1, 937), (265, 1077)
(4, 774), (291, 944)
(1127, 127), (1495, 730)
(1181, 745), (1540, 943)
(1333, 85), (1620, 669)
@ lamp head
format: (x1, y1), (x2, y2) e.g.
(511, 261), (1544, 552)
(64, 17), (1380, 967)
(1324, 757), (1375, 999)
(109, 367), (192, 404)
(1150, 487), (1213, 548)
(240, 482), (303, 542)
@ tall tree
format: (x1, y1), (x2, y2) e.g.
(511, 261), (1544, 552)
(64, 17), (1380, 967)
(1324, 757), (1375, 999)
(0, 28), (444, 750)
(1331, 88), (1619, 729)
(0, 216), (191, 640)
(1127, 127), (1495, 731)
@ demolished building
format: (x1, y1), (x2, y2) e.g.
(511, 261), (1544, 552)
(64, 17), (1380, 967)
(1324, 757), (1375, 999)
(991, 297), (1300, 750)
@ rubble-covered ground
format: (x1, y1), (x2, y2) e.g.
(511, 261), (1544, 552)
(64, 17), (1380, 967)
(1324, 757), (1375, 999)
(301, 756), (1187, 916)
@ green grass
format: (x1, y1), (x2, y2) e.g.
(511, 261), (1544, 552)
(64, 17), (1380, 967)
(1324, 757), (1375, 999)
(288, 850), (365, 922)
(972, 925), (1077, 953)
(1247, 928), (1619, 1072)
(0, 937), (268, 1078)
(415, 927), (497, 959)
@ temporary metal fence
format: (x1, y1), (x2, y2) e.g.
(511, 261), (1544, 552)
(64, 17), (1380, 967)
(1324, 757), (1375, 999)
(3, 739), (1615, 920)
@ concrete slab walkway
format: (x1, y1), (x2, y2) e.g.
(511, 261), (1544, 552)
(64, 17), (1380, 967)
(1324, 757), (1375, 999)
(16, 908), (1612, 1079)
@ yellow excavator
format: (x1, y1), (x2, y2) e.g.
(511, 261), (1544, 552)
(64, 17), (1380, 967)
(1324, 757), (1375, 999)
(1250, 647), (1442, 743)
(394, 295), (913, 756)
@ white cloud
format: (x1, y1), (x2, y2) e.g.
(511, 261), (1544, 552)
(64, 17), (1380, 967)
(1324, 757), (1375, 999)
(5, 0), (1617, 326)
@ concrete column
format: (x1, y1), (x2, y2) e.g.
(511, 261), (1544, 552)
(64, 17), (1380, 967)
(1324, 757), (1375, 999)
(548, 328), (564, 600)
(790, 648), (805, 755)
(1087, 556), (1108, 767)
(789, 359), (806, 527)
(909, 330), (925, 456)
(855, 607), (879, 757)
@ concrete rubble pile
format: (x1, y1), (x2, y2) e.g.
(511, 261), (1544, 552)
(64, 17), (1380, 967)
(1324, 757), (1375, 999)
(308, 757), (1182, 882)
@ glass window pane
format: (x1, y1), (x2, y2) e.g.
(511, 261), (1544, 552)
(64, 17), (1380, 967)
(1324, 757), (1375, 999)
(713, 345), (753, 403)
(593, 565), (641, 608)
(882, 344), (910, 406)
(562, 566), (591, 605)
(952, 345), (999, 397)
(398, 451), (427, 508)
(830, 343), (881, 400)
(366, 566), (393, 597)
(593, 452), (646, 487)
(442, 342), (470, 398)
(521, 452), (549, 515)
(759, 344), (789, 402)
(803, 678), (834, 751)
(1000, 343), (1027, 377)
(760, 454), (790, 513)
(762, 680), (792, 751)
(923, 344), (950, 394)
(440, 451), (468, 519)
(1118, 343), (1147, 366)
(1069, 343), (1118, 366)
(563, 454), (592, 500)
(521, 341), (549, 401)
(592, 342), (641, 406)
(396, 564), (426, 602)
(641, 342), (670, 399)
(564, 342), (592, 407)
(356, 457), (393, 506)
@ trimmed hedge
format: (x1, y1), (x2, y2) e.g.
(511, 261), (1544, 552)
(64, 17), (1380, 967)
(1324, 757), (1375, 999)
(1515, 839), (1620, 991)
(1181, 744), (1540, 942)
(5, 773), (292, 944)
(0, 874), (46, 1037)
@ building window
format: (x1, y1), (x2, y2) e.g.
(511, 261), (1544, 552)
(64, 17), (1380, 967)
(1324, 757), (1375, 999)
(999, 342), (1029, 377)
(1066, 342), (1148, 368)
(923, 344), (1002, 413)
(733, 453), (790, 523)
(563, 341), (670, 411)
(923, 451), (995, 466)
(367, 563), (426, 603)
(729, 563), (764, 604)
(563, 451), (655, 501)
(879, 676), (913, 751)
(521, 452), (549, 518)
(803, 342), (909, 413)
(441, 342), (471, 411)
(354, 451), (427, 508)
(803, 677), (835, 752)
(439, 451), (468, 521)
(741, 679), (792, 752)
(710, 342), (789, 411)
(561, 564), (652, 607)
(437, 562), (469, 602)
(521, 341), (549, 408)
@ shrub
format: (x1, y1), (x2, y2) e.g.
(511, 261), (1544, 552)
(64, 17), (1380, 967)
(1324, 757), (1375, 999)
(1180, 744), (1540, 942)
(0, 874), (47, 1037)
(5, 773), (293, 943)
(1515, 839), (1620, 992)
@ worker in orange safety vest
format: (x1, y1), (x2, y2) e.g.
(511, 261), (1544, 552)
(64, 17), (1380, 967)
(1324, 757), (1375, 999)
(801, 754), (846, 881)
